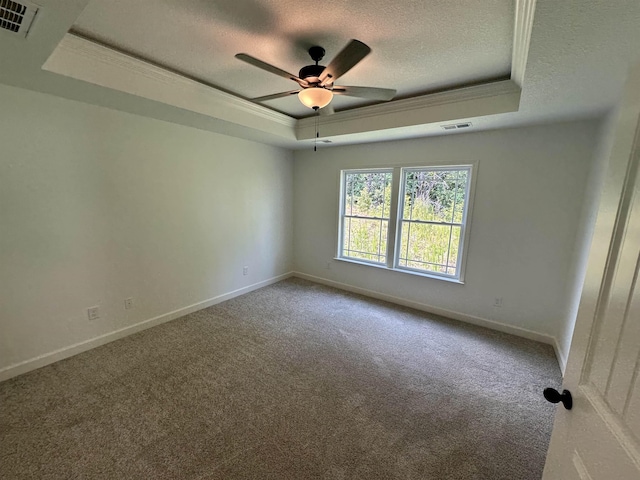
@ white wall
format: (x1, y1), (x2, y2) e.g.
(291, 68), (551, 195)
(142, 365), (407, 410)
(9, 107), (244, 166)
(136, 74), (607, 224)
(0, 84), (293, 378)
(556, 113), (618, 369)
(293, 121), (601, 348)
(0, 81), (607, 379)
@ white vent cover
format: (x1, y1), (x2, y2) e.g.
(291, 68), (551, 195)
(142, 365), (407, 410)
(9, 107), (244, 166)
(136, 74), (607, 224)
(0, 0), (38, 37)
(441, 122), (473, 131)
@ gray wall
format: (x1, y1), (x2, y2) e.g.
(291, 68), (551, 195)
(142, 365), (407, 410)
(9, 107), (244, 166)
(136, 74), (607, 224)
(0, 84), (294, 376)
(293, 120), (602, 364)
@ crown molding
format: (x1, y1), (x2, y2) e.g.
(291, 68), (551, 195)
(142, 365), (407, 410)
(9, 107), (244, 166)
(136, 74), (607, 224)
(43, 34), (297, 140)
(296, 80), (521, 140)
(512, 0), (537, 87)
(42, 17), (529, 146)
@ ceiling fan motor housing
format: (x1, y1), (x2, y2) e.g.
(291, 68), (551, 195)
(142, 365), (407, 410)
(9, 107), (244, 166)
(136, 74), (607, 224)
(299, 46), (327, 84)
(299, 64), (325, 83)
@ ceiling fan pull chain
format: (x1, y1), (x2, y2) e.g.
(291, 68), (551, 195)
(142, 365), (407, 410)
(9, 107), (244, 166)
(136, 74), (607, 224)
(314, 106), (319, 152)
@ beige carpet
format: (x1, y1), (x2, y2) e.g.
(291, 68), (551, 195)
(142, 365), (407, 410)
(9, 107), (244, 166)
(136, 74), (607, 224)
(0, 278), (561, 479)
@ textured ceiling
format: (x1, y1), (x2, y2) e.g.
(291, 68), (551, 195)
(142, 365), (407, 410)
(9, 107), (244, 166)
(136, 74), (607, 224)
(71, 0), (514, 118)
(3, 0), (637, 149)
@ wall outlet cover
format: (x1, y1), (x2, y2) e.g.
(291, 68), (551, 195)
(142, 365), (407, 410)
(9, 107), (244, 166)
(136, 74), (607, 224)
(87, 306), (100, 321)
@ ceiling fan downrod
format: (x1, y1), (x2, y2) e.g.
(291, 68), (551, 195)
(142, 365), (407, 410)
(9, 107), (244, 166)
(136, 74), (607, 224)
(299, 46), (326, 83)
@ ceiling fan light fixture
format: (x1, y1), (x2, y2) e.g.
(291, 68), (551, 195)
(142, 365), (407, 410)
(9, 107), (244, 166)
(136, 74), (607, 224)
(298, 87), (333, 109)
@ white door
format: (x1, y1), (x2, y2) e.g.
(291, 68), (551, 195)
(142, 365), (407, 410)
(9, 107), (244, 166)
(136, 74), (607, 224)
(542, 65), (640, 479)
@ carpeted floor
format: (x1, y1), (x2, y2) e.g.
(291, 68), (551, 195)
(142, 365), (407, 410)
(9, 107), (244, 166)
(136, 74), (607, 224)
(0, 278), (561, 479)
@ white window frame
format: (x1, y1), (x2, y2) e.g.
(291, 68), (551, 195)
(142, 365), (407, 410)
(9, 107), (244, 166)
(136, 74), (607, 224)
(338, 168), (393, 265)
(337, 163), (476, 284)
(395, 165), (473, 280)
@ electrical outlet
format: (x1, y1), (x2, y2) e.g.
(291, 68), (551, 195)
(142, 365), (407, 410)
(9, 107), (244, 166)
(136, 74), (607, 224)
(493, 297), (503, 308)
(87, 306), (100, 321)
(243, 266), (249, 276)
(124, 297), (134, 310)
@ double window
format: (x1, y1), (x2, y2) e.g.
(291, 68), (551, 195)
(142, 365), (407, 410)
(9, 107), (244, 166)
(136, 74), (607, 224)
(338, 165), (474, 282)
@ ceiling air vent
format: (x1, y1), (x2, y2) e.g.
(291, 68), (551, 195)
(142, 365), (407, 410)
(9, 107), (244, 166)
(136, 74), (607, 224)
(0, 0), (39, 37)
(441, 122), (473, 131)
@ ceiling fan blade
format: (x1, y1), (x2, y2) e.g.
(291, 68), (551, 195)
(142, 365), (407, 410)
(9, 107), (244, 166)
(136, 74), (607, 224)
(319, 39), (371, 86)
(252, 90), (300, 102)
(332, 86), (396, 101)
(235, 54), (308, 87)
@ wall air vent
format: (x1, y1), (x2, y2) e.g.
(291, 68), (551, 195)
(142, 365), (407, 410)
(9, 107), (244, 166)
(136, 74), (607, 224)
(0, 0), (39, 37)
(441, 122), (473, 131)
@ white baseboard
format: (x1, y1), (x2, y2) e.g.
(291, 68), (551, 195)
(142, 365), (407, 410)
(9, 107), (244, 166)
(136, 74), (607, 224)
(0, 272), (294, 383)
(1, 271), (567, 382)
(552, 338), (569, 376)
(293, 271), (560, 352)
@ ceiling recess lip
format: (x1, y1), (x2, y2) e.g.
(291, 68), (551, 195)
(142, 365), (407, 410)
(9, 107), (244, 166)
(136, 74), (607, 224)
(308, 82), (520, 126)
(295, 80), (519, 140)
(511, 0), (538, 86)
(35, 0), (538, 147)
(43, 33), (296, 136)
(43, 33), (522, 144)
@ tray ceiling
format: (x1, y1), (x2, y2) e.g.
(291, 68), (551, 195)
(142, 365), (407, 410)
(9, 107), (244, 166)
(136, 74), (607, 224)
(3, 0), (636, 149)
(71, 0), (514, 118)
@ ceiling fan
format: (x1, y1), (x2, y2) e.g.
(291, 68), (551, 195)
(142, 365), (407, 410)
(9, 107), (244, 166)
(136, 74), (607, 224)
(235, 39), (396, 112)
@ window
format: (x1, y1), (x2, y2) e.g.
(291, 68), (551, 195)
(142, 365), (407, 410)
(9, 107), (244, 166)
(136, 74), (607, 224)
(397, 167), (470, 278)
(338, 165), (474, 282)
(341, 169), (392, 264)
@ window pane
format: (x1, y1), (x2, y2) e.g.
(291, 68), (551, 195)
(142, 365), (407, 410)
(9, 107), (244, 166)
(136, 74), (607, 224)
(345, 172), (392, 219)
(403, 170), (465, 223)
(343, 218), (388, 263)
(344, 173), (363, 217)
(446, 226), (461, 275)
(451, 170), (468, 224)
(345, 174), (355, 216)
(398, 222), (452, 274)
(382, 174), (392, 218)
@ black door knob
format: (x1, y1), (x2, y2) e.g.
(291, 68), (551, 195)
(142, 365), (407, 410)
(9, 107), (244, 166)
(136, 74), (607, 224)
(544, 388), (573, 410)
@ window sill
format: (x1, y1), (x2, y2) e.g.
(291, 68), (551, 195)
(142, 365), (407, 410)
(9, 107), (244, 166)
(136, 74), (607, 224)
(333, 257), (465, 284)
